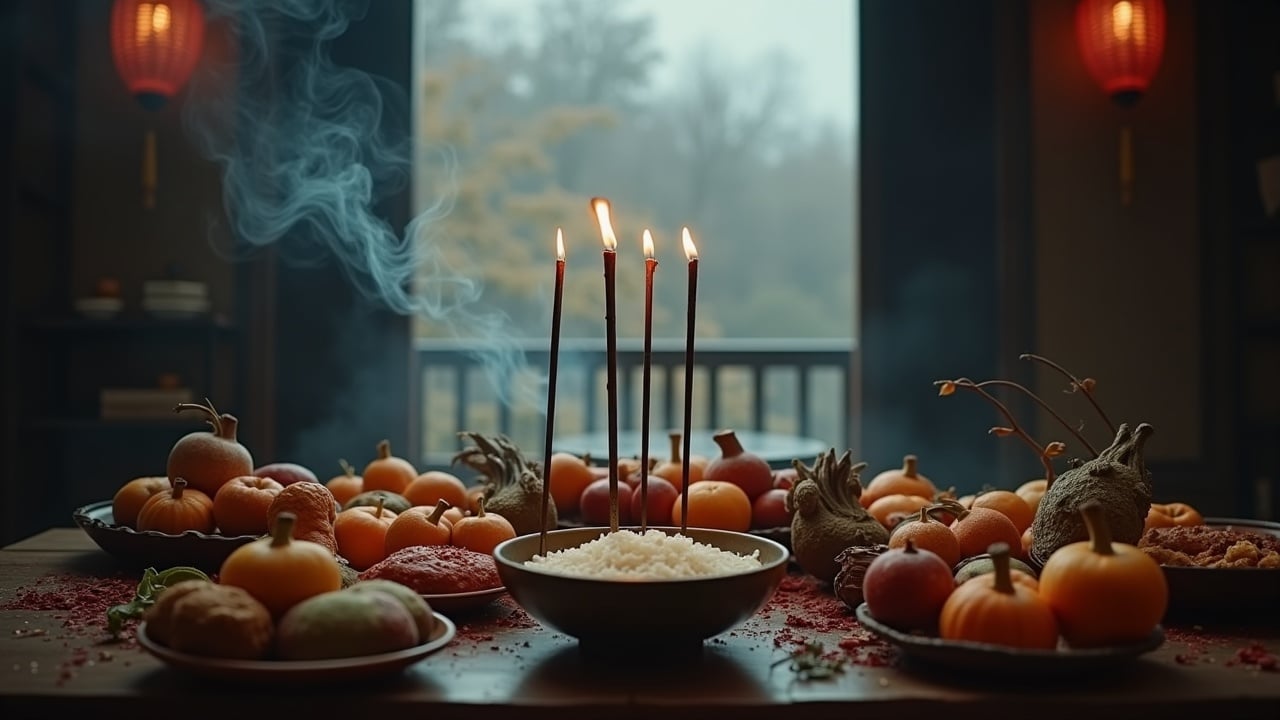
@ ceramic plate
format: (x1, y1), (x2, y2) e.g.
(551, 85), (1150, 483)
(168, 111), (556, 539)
(137, 613), (456, 683)
(1156, 517), (1280, 618)
(73, 500), (260, 572)
(856, 604), (1164, 677)
(421, 586), (507, 613)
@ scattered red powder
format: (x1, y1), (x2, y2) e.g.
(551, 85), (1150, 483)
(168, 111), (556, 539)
(1226, 644), (1278, 672)
(1, 572), (141, 685)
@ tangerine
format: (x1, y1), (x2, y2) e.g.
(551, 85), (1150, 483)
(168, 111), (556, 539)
(971, 490), (1034, 533)
(333, 499), (398, 570)
(403, 470), (469, 510)
(546, 452), (596, 514)
(669, 480), (752, 533)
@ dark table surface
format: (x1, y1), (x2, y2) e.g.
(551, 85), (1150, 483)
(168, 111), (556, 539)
(1, 529), (1279, 720)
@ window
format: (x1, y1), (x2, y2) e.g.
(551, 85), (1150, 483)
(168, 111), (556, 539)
(411, 0), (857, 461)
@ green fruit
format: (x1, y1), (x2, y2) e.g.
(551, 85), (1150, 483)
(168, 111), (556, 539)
(348, 580), (437, 640)
(343, 490), (412, 514)
(953, 553), (1038, 585)
(276, 590), (419, 660)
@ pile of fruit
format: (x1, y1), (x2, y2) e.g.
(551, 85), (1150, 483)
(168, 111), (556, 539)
(140, 514), (439, 661)
(855, 502), (1168, 651)
(547, 429), (794, 532)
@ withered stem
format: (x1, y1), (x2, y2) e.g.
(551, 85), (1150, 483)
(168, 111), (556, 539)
(938, 378), (1057, 488)
(1019, 353), (1116, 435)
(975, 379), (1099, 457)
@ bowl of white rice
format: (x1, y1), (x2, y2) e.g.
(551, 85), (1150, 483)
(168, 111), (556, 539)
(493, 527), (789, 652)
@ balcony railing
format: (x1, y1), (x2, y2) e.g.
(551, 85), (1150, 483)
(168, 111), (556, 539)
(416, 337), (855, 468)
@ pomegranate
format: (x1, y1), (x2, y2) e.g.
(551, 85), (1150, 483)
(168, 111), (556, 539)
(861, 538), (955, 632)
(702, 429), (773, 500)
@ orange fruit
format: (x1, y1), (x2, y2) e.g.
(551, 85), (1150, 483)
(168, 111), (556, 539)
(971, 490), (1034, 533)
(403, 470), (469, 510)
(213, 475), (284, 536)
(1015, 479), (1048, 515)
(361, 439), (417, 494)
(325, 460), (363, 506)
(950, 506), (1023, 560)
(112, 476), (171, 529)
(867, 493), (933, 530)
(451, 498), (516, 555)
(384, 502), (453, 555)
(670, 480), (752, 533)
(547, 452), (596, 514)
(333, 500), (398, 570)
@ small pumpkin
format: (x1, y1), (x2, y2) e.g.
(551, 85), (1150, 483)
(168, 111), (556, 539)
(218, 512), (343, 618)
(136, 478), (216, 535)
(384, 499), (453, 555)
(860, 454), (937, 508)
(939, 542), (1059, 650)
(324, 459), (364, 507)
(1038, 501), (1168, 648)
(361, 439), (417, 494)
(451, 497), (516, 555)
(868, 493), (933, 531)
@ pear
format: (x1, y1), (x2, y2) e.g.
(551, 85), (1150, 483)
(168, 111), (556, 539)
(276, 589), (418, 660)
(347, 579), (437, 641)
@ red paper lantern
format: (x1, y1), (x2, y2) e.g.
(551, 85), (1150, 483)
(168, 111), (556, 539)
(1075, 0), (1165, 107)
(110, 0), (206, 111)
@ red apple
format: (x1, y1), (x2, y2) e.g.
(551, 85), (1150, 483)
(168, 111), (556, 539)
(579, 478), (632, 526)
(253, 462), (319, 487)
(751, 488), (793, 529)
(773, 468), (798, 490)
(629, 475), (678, 526)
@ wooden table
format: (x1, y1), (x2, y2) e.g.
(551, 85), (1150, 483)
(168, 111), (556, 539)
(2, 529), (1278, 719)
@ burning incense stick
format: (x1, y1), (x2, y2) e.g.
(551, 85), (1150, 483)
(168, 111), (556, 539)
(539, 228), (566, 556)
(591, 197), (621, 534)
(639, 229), (657, 531)
(679, 227), (698, 534)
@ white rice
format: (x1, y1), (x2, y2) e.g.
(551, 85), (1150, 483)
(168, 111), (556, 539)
(524, 529), (763, 580)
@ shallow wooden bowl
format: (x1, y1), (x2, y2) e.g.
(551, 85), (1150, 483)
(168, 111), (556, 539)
(493, 527), (789, 654)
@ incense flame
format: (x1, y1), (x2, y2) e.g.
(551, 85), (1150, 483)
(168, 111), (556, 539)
(682, 227), (698, 261)
(642, 229), (655, 259)
(591, 197), (617, 252)
(555, 227), (565, 261)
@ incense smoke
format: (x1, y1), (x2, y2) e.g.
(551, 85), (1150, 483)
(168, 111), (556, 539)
(184, 0), (533, 407)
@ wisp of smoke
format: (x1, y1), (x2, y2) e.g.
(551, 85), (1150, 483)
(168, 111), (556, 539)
(184, 0), (535, 407)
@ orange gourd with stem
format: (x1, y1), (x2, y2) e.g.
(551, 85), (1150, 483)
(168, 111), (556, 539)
(361, 439), (416, 494)
(451, 497), (516, 555)
(860, 455), (937, 508)
(136, 478), (215, 534)
(889, 506), (962, 569)
(651, 432), (704, 489)
(325, 459), (363, 506)
(334, 498), (398, 571)
(1038, 501), (1168, 648)
(112, 476), (170, 528)
(940, 542), (1059, 649)
(384, 499), (453, 555)
(218, 512), (343, 618)
(167, 399), (254, 498)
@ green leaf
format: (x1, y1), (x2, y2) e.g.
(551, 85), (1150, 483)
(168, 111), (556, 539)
(106, 566), (211, 637)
